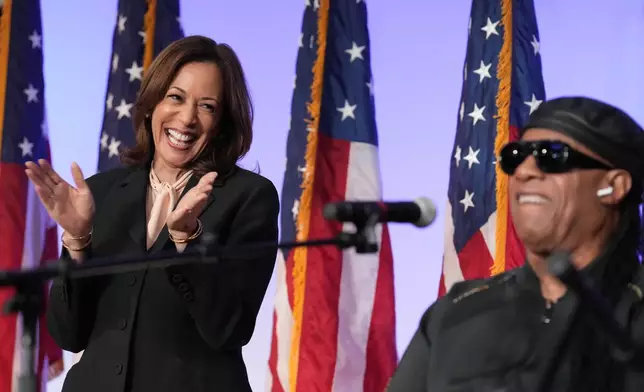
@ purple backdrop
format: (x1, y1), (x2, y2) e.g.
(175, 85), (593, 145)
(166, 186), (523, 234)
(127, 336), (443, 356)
(41, 0), (644, 390)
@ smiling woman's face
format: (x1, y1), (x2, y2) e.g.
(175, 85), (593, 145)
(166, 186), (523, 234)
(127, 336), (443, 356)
(150, 61), (223, 170)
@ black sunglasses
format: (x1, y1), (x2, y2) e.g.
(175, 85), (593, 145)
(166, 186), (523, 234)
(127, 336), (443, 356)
(498, 140), (612, 175)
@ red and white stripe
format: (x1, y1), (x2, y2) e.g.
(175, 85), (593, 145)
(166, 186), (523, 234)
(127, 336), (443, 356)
(439, 194), (525, 296)
(0, 163), (63, 392)
(268, 136), (396, 391)
(439, 201), (497, 294)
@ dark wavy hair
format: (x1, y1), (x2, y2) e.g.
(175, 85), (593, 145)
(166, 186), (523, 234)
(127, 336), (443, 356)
(121, 35), (253, 177)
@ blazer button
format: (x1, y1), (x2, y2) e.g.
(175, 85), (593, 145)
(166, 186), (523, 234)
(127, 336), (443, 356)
(118, 319), (128, 330)
(178, 282), (189, 292)
(183, 292), (194, 302)
(171, 274), (183, 283)
(126, 276), (137, 286)
(114, 364), (123, 375)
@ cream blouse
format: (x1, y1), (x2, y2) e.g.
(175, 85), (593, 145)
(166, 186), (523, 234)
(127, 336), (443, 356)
(145, 168), (193, 252)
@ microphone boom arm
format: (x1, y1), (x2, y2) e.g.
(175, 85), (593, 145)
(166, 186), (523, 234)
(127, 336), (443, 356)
(0, 218), (385, 392)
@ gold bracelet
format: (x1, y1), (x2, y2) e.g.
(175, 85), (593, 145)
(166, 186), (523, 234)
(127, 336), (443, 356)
(61, 231), (92, 251)
(168, 219), (203, 243)
(65, 230), (93, 240)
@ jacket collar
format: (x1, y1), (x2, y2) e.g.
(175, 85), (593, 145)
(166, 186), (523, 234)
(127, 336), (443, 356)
(93, 165), (226, 254)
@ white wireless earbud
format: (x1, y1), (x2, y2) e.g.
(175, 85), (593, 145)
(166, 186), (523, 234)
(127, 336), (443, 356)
(597, 186), (614, 198)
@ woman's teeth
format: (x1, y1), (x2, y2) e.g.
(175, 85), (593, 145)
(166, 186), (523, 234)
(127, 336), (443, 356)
(166, 129), (195, 148)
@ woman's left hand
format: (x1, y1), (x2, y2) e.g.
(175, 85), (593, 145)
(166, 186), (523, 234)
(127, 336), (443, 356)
(167, 171), (218, 238)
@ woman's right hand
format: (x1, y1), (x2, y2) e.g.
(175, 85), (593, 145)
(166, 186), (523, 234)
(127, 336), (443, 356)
(25, 159), (95, 238)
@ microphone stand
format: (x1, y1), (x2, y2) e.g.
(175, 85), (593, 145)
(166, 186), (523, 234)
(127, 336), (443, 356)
(3, 279), (45, 392)
(0, 212), (382, 392)
(537, 252), (643, 392)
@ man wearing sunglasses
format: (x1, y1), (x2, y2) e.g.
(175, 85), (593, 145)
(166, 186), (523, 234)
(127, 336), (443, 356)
(387, 96), (644, 392)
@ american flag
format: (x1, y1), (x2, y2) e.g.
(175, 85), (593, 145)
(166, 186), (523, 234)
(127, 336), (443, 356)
(267, 1), (397, 391)
(73, 0), (183, 365)
(439, 0), (546, 295)
(0, 0), (64, 391)
(97, 0), (183, 172)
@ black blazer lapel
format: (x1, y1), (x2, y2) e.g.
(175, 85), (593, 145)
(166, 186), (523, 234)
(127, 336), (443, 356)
(92, 167), (149, 253)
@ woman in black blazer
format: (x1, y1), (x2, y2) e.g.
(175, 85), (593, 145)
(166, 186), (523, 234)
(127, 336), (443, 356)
(24, 35), (279, 392)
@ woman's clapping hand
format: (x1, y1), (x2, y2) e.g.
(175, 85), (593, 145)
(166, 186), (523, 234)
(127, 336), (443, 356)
(25, 159), (95, 238)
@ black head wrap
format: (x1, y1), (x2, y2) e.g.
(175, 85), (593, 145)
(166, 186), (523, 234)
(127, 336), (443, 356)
(522, 96), (644, 194)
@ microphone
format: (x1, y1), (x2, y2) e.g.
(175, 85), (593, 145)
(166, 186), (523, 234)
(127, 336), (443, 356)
(547, 251), (636, 361)
(322, 197), (437, 228)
